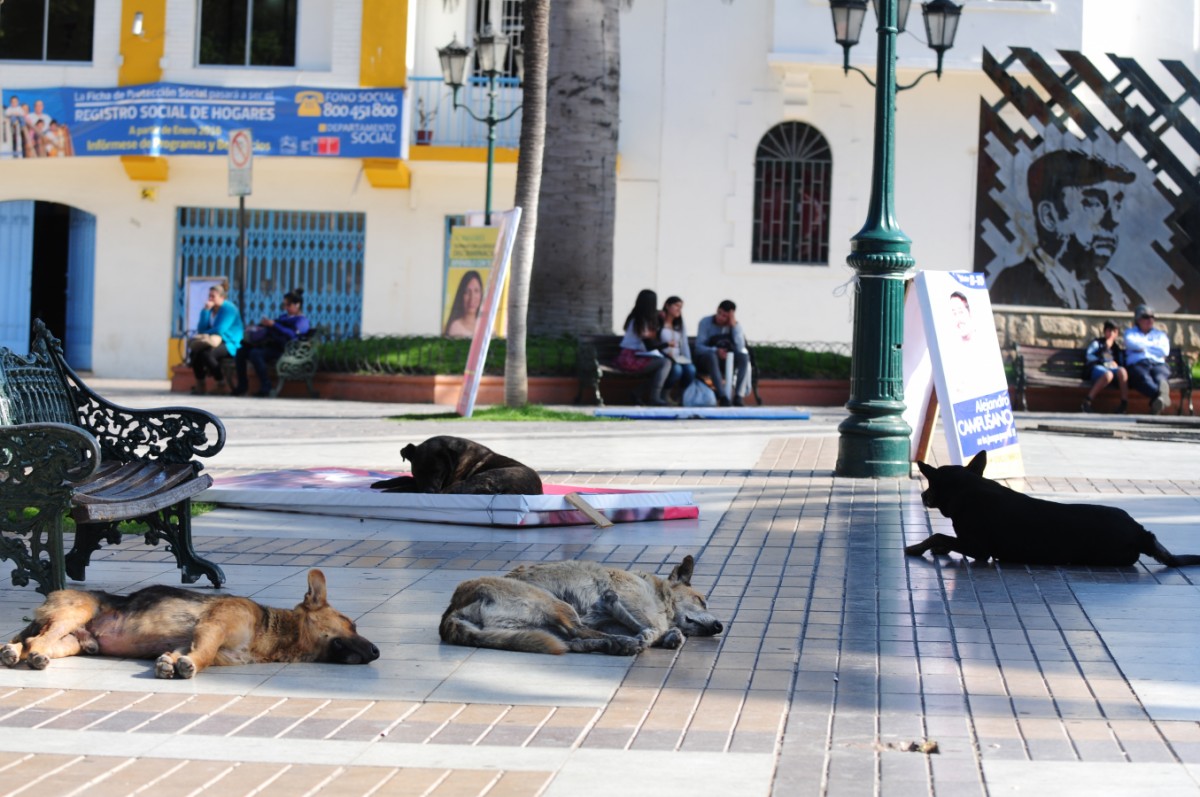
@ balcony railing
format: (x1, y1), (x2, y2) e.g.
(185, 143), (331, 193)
(409, 75), (522, 150)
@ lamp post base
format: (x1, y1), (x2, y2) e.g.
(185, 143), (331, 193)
(835, 404), (912, 478)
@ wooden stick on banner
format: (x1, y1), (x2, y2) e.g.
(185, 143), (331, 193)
(916, 389), (940, 465)
(564, 493), (614, 528)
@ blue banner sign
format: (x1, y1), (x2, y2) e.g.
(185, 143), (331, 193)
(1, 83), (403, 159)
(950, 389), (1018, 458)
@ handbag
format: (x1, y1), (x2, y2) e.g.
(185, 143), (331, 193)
(243, 325), (270, 346)
(682, 381), (718, 407)
(188, 333), (222, 351)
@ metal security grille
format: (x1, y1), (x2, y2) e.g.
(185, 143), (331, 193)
(174, 207), (365, 339)
(753, 122), (832, 265)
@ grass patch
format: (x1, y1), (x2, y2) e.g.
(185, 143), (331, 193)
(386, 404), (616, 422)
(13, 501), (217, 535)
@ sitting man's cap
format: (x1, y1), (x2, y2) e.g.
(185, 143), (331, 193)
(1134, 304), (1155, 320)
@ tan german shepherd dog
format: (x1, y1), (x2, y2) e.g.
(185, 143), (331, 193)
(0, 569), (379, 679)
(440, 556), (723, 655)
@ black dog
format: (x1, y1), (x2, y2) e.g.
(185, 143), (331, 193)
(907, 450), (1200, 567)
(370, 435), (543, 495)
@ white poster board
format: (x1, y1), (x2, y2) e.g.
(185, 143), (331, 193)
(904, 270), (1023, 479)
(184, 276), (228, 335)
(455, 207), (522, 418)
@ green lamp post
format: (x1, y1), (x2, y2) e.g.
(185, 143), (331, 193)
(438, 26), (524, 226)
(830, 0), (962, 478)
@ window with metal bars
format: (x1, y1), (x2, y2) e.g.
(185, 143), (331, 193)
(473, 0), (523, 79)
(752, 122), (832, 265)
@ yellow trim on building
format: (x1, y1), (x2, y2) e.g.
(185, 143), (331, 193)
(119, 0), (165, 86)
(362, 159), (412, 189)
(408, 146), (520, 164)
(360, 0), (409, 88)
(121, 155), (169, 182)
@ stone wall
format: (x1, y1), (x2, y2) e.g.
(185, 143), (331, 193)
(992, 306), (1200, 360)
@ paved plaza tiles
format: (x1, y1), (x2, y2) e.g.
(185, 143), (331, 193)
(0, 383), (1199, 796)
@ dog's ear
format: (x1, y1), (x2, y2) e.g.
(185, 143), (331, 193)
(669, 555), (695, 586)
(917, 461), (937, 481)
(303, 569), (329, 609)
(401, 443), (417, 462)
(966, 451), (988, 476)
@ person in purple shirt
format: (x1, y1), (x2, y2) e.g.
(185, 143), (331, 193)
(233, 288), (311, 397)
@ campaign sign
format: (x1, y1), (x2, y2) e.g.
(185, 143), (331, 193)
(1, 83), (403, 159)
(911, 270), (1023, 478)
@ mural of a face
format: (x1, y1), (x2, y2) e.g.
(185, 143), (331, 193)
(1043, 181), (1125, 267)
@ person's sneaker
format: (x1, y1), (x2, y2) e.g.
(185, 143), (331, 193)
(231, 385), (248, 397)
(1150, 381), (1171, 414)
(1116, 399), (1128, 414)
(717, 394), (731, 407)
(189, 382), (206, 395)
(1081, 397), (1093, 413)
(732, 395), (745, 407)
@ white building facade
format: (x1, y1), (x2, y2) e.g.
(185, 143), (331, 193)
(0, 0), (1195, 378)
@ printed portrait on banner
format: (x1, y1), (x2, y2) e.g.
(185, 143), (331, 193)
(974, 49), (1200, 314)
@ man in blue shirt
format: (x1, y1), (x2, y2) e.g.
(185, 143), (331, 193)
(1123, 304), (1172, 414)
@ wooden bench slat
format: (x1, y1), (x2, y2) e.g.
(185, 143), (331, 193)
(72, 473), (213, 524)
(72, 461), (196, 505)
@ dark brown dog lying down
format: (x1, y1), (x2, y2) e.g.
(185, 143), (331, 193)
(370, 435), (543, 495)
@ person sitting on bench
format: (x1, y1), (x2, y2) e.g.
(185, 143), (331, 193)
(694, 299), (749, 406)
(233, 288), (311, 397)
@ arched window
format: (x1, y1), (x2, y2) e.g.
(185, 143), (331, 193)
(753, 122), (832, 265)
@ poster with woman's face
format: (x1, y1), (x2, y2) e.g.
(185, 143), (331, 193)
(443, 226), (506, 338)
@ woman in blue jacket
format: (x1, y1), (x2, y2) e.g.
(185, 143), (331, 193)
(190, 283), (244, 394)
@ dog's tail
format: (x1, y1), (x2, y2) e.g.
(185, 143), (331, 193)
(1143, 531), (1200, 567)
(439, 612), (569, 655)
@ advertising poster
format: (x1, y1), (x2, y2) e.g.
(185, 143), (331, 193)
(456, 208), (522, 418)
(443, 226), (507, 338)
(1, 83), (402, 160)
(907, 270), (1023, 479)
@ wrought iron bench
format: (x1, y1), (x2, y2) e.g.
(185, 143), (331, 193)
(0, 320), (227, 594)
(217, 326), (325, 398)
(1012, 343), (1194, 414)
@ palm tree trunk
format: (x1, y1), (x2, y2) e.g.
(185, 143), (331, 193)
(527, 0), (620, 336)
(505, 0), (550, 406)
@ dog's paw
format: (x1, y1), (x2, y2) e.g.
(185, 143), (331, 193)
(155, 653), (176, 679)
(607, 635), (644, 656)
(26, 652), (49, 670)
(660, 628), (685, 649)
(599, 589), (620, 608)
(0, 643), (21, 667)
(903, 545), (927, 557)
(174, 655), (197, 679)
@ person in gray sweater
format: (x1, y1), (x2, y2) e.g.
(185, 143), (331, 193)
(694, 299), (749, 406)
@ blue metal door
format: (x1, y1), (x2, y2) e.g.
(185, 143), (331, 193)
(65, 208), (96, 370)
(0, 201), (34, 353)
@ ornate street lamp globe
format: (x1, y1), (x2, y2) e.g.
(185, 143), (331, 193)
(437, 35), (472, 89)
(474, 24), (510, 77)
(922, 0), (963, 55)
(829, 0), (868, 48)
